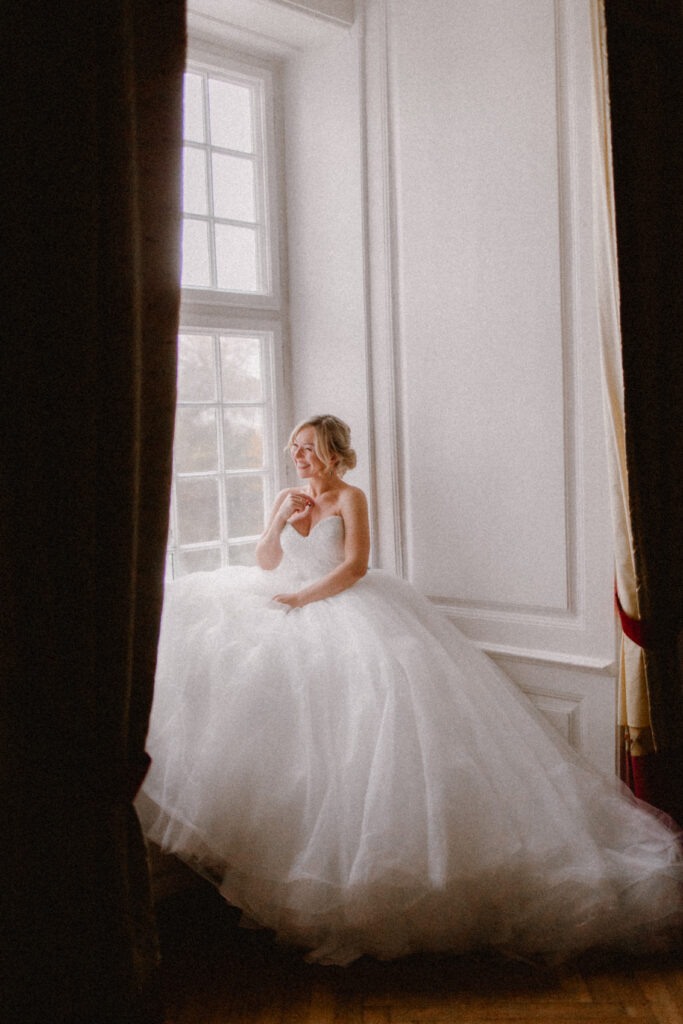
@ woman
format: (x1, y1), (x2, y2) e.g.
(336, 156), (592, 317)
(138, 414), (682, 966)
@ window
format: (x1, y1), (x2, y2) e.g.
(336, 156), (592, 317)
(168, 52), (287, 578)
(181, 65), (273, 295)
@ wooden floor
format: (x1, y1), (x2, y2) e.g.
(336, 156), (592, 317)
(156, 886), (683, 1024)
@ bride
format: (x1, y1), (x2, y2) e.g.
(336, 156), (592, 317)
(137, 414), (682, 966)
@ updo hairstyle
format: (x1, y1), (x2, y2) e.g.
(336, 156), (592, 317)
(287, 414), (357, 477)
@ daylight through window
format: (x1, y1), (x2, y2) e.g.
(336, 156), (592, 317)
(168, 54), (285, 578)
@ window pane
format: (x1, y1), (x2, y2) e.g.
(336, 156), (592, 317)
(226, 475), (264, 538)
(176, 476), (220, 544)
(174, 407), (218, 473)
(178, 335), (217, 402)
(212, 153), (255, 222)
(220, 336), (262, 402)
(228, 542), (257, 567)
(223, 407), (263, 470)
(215, 224), (258, 292)
(182, 219), (211, 288)
(208, 78), (253, 153)
(183, 147), (209, 216)
(172, 59), (279, 578)
(176, 547), (221, 576)
(183, 73), (205, 143)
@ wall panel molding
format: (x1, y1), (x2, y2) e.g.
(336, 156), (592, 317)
(526, 690), (582, 749)
(473, 639), (615, 674)
(423, 0), (584, 630)
(553, 0), (583, 626)
(490, 652), (618, 773)
(362, 0), (406, 576)
(362, 0), (615, 670)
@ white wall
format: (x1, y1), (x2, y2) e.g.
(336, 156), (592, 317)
(283, 22), (371, 500)
(284, 0), (618, 772)
(391, 0), (567, 610)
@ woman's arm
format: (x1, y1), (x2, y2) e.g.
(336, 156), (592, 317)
(272, 487), (370, 608)
(256, 489), (312, 569)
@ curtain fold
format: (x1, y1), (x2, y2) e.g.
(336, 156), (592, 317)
(591, 0), (651, 747)
(597, 0), (683, 823)
(2, 3), (186, 1020)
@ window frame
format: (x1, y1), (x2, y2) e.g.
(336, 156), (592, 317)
(181, 46), (283, 310)
(167, 42), (290, 579)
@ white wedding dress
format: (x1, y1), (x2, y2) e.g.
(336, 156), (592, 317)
(137, 516), (682, 965)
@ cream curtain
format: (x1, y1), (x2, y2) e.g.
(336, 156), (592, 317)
(591, 0), (652, 753)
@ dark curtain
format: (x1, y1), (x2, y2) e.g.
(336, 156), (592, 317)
(2, 3), (186, 1021)
(605, 0), (683, 824)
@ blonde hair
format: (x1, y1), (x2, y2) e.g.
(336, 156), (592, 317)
(287, 414), (357, 477)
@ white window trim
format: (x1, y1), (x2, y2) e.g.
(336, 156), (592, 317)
(167, 41), (291, 578)
(182, 43), (283, 311)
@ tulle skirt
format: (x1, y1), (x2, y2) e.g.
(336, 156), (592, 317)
(137, 564), (682, 965)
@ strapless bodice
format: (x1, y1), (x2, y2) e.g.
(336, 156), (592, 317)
(279, 516), (345, 578)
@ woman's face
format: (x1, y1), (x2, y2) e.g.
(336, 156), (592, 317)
(290, 426), (325, 479)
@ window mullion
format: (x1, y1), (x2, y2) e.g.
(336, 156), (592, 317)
(251, 80), (270, 295)
(213, 333), (230, 568)
(202, 72), (218, 290)
(263, 333), (277, 517)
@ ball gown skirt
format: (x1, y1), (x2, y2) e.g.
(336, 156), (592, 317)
(137, 516), (682, 965)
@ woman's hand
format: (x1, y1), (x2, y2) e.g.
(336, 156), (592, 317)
(278, 491), (314, 526)
(272, 591), (305, 610)
(256, 489), (313, 571)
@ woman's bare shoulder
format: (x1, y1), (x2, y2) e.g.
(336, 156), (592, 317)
(338, 482), (368, 511)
